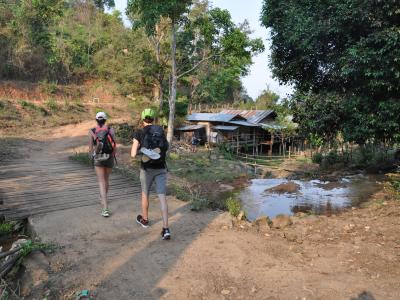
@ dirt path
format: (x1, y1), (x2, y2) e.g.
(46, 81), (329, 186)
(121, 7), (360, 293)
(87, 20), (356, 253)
(5, 122), (400, 299)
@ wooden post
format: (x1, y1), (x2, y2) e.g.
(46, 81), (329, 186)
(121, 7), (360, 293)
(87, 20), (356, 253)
(252, 128), (256, 156)
(236, 130), (239, 154)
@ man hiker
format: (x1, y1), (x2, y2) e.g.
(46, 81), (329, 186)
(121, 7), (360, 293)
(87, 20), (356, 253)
(131, 108), (171, 240)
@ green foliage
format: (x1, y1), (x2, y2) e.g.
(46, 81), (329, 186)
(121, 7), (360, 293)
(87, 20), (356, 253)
(70, 152), (92, 166)
(217, 143), (234, 160)
(225, 197), (241, 217)
(40, 80), (58, 94)
(168, 183), (207, 211)
(110, 122), (134, 145)
(262, 0), (400, 97)
(324, 151), (340, 166)
(0, 222), (13, 235)
(255, 89), (279, 108)
(311, 152), (323, 164)
(19, 240), (57, 260)
(263, 0), (400, 146)
(385, 173), (400, 200)
(127, 0), (192, 34)
(45, 99), (58, 111)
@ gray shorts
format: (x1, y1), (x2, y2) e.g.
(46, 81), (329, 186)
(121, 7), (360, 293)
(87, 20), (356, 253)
(140, 168), (167, 196)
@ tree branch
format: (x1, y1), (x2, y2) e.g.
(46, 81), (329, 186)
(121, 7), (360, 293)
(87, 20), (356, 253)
(177, 55), (218, 79)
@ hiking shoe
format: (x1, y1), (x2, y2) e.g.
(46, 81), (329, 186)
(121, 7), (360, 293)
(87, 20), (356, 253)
(161, 228), (171, 240)
(136, 215), (149, 228)
(101, 208), (110, 217)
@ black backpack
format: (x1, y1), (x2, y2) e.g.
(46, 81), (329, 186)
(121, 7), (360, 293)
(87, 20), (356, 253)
(142, 125), (169, 167)
(91, 126), (116, 155)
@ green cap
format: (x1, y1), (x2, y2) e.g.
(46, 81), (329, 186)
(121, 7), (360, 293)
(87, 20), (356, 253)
(141, 108), (156, 120)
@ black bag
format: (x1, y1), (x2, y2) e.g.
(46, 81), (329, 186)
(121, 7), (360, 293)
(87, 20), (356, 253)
(142, 125), (169, 167)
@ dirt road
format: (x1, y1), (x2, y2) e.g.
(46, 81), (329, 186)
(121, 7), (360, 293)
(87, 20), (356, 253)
(8, 122), (400, 299)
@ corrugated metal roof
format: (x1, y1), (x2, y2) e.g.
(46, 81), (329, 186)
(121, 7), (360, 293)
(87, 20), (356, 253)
(213, 125), (239, 131)
(221, 109), (275, 124)
(187, 113), (237, 122)
(260, 123), (286, 130)
(228, 120), (259, 127)
(176, 124), (205, 131)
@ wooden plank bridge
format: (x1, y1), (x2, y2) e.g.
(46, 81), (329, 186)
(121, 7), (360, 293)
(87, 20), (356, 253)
(0, 159), (141, 221)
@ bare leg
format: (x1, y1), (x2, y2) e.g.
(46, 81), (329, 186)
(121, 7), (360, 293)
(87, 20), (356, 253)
(95, 167), (108, 209)
(141, 191), (149, 220)
(104, 167), (112, 194)
(158, 194), (168, 228)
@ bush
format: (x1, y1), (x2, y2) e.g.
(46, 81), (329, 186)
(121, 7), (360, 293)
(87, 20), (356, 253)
(225, 197), (242, 217)
(311, 152), (323, 164)
(325, 150), (340, 165)
(18, 100), (37, 110)
(168, 152), (180, 160)
(385, 173), (400, 200)
(45, 99), (59, 111)
(110, 123), (134, 145)
(40, 80), (58, 94)
(357, 146), (374, 165)
(0, 222), (13, 235)
(70, 152), (92, 166)
(218, 143), (234, 160)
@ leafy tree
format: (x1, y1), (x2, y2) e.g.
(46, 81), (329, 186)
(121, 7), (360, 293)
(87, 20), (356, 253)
(93, 0), (115, 10)
(255, 89), (279, 108)
(261, 0), (400, 98)
(262, 0), (400, 145)
(127, 0), (192, 143)
(128, 1), (264, 142)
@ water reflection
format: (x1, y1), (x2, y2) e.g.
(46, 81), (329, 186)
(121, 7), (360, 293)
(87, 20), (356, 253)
(240, 175), (382, 220)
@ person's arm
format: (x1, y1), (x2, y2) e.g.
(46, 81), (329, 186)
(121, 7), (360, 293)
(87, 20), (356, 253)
(131, 139), (140, 158)
(109, 128), (117, 156)
(88, 130), (95, 158)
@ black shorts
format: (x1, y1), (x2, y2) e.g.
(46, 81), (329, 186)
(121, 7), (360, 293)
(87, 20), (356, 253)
(94, 156), (115, 168)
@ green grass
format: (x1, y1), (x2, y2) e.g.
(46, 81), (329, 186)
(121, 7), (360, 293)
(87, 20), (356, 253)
(168, 183), (208, 211)
(0, 222), (13, 235)
(45, 99), (59, 111)
(0, 100), (20, 121)
(225, 197), (242, 217)
(167, 152), (240, 183)
(70, 152), (92, 166)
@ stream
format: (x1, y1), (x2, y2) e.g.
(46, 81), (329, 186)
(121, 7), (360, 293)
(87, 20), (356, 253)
(240, 174), (383, 220)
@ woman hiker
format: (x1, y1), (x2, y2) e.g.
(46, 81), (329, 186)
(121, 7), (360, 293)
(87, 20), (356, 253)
(130, 108), (171, 240)
(89, 112), (116, 217)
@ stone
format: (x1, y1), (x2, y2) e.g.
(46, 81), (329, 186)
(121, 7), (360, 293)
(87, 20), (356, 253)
(284, 231), (301, 242)
(217, 212), (234, 229)
(219, 184), (235, 191)
(265, 182), (301, 194)
(221, 289), (230, 295)
(254, 216), (272, 233)
(343, 223), (356, 232)
(237, 210), (246, 221)
(271, 214), (293, 229)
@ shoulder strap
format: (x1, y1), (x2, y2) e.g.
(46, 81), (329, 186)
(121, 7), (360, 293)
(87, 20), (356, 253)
(90, 128), (97, 140)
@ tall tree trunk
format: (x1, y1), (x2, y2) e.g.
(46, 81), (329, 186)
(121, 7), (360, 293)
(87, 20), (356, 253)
(158, 84), (164, 111)
(167, 22), (177, 144)
(155, 24), (164, 111)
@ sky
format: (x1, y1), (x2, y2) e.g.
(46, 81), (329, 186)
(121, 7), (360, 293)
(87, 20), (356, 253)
(112, 0), (293, 99)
